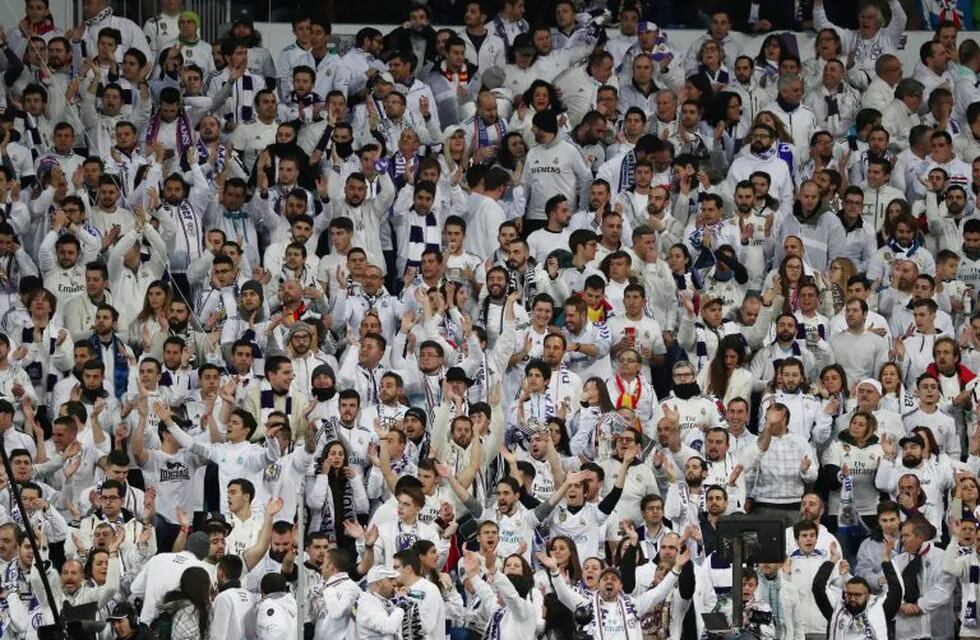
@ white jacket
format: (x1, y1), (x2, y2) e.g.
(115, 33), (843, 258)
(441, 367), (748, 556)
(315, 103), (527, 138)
(327, 172), (396, 270)
(106, 226), (168, 332)
(727, 150), (795, 215)
(881, 98), (920, 152)
(311, 573), (361, 640)
(458, 28), (506, 72)
(472, 571), (540, 640)
(892, 544), (955, 639)
(762, 101), (818, 159)
(354, 591), (404, 640)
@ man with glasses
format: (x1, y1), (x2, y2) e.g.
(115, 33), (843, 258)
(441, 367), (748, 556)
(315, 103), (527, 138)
(654, 361), (726, 453)
(75, 478), (156, 566)
(606, 348), (656, 423)
(836, 187), (877, 272)
(598, 427), (660, 544)
(727, 124), (795, 214)
(608, 284), (666, 383)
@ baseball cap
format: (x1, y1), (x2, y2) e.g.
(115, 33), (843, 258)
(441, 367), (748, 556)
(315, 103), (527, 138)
(367, 566), (400, 584)
(898, 434), (925, 449)
(107, 602), (136, 621)
(599, 567), (621, 581)
(636, 21), (659, 33)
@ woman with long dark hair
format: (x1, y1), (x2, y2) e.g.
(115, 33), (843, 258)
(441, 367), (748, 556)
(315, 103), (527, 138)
(775, 254), (813, 313)
(709, 91), (748, 162)
(130, 280), (172, 354)
(666, 243), (703, 293)
(307, 440), (369, 556)
(161, 566), (212, 639)
(875, 361), (904, 414)
(699, 335), (752, 404)
(510, 80), (566, 146)
(569, 378), (621, 459)
(533, 535), (583, 594)
(755, 34), (784, 82)
(496, 131), (528, 173)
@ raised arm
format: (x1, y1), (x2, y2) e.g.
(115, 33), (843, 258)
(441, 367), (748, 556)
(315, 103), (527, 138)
(242, 497), (284, 570)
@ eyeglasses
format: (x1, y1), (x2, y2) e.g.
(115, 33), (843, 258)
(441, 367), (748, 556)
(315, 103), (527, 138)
(751, 133), (773, 140)
(619, 358), (639, 365)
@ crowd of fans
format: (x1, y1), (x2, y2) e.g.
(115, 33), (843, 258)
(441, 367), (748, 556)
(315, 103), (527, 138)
(4, 0), (980, 638)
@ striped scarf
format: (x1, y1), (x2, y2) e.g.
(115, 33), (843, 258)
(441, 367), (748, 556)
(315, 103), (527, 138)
(618, 150), (637, 193)
(587, 592), (639, 640)
(486, 604), (507, 640)
(291, 91), (322, 117)
(474, 116), (507, 151)
(829, 606), (878, 640)
(232, 74), (255, 123)
(777, 142), (795, 180)
(692, 321), (729, 372)
(393, 596), (425, 640)
(260, 382), (292, 426)
(84, 6), (113, 27)
(963, 552), (980, 628)
(708, 552), (733, 607)
(319, 470), (356, 545)
(146, 110), (194, 155)
(506, 258), (538, 311)
(21, 113), (42, 162)
(492, 16), (529, 48)
(21, 326), (58, 393)
(442, 62), (468, 84)
(405, 208), (440, 272)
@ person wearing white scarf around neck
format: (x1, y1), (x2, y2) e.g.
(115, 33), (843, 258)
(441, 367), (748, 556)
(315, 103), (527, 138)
(547, 540), (690, 640)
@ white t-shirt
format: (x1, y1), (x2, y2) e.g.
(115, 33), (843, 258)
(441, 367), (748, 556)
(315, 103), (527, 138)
(141, 449), (204, 523)
(547, 502), (610, 560)
(527, 227), (573, 263)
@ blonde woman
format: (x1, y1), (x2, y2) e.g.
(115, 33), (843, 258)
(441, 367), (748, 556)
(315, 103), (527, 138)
(439, 125), (470, 180)
(822, 257), (857, 315)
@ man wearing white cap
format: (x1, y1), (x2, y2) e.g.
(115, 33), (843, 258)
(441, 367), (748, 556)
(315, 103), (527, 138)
(354, 566), (404, 640)
(842, 379), (905, 440)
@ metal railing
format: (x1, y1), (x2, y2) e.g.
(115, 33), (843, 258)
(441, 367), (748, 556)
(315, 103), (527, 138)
(104, 0), (230, 43)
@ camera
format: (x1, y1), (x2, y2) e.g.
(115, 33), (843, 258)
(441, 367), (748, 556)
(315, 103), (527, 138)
(572, 604), (594, 640)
